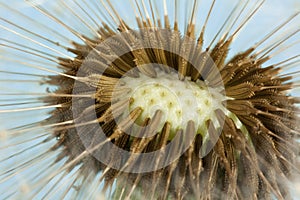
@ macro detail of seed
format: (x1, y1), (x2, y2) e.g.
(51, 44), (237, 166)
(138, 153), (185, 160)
(119, 68), (226, 138)
(0, 0), (299, 200)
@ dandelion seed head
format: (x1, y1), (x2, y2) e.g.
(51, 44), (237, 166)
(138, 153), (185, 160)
(0, 0), (299, 199)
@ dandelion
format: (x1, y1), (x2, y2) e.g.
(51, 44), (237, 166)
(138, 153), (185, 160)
(0, 0), (299, 199)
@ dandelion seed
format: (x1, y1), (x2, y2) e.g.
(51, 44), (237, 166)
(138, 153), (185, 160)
(0, 0), (299, 200)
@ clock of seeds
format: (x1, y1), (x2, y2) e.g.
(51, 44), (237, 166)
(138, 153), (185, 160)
(0, 0), (299, 199)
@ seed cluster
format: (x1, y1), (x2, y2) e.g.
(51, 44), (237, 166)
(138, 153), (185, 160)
(43, 22), (300, 199)
(121, 69), (226, 138)
(1, 0), (300, 199)
(34, 2), (300, 200)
